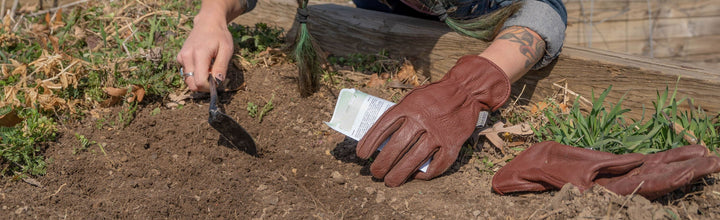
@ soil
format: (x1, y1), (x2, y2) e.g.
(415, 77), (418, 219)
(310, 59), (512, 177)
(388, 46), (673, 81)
(2, 0), (720, 219)
(1, 61), (720, 219)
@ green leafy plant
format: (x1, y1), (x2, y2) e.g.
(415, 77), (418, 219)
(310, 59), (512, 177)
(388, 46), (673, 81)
(0, 108), (56, 176)
(247, 102), (258, 118)
(229, 23), (285, 61)
(257, 95), (275, 123)
(73, 133), (96, 154)
(535, 85), (719, 154)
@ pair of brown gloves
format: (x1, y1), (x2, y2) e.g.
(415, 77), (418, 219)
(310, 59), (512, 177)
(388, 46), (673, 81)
(492, 141), (720, 200)
(355, 55), (720, 200)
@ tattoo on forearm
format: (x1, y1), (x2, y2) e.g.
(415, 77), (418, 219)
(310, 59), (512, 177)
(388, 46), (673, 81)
(496, 27), (546, 69)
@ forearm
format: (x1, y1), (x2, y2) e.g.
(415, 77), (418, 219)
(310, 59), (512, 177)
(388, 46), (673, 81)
(480, 26), (545, 83)
(196, 0), (255, 24)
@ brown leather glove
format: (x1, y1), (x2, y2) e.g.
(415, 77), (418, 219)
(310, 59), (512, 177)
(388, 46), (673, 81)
(595, 145), (720, 200)
(356, 55), (511, 187)
(492, 141), (645, 194)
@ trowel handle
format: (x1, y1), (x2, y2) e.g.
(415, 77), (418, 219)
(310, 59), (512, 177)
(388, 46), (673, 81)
(209, 75), (221, 111)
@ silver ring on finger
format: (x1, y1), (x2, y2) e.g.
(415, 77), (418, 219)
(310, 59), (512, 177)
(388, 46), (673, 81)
(180, 67), (194, 78)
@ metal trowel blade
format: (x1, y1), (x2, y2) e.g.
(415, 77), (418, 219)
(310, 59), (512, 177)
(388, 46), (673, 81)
(208, 77), (258, 156)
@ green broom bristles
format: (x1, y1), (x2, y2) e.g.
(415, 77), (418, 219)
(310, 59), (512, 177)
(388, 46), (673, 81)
(293, 0), (325, 97)
(442, 1), (523, 41)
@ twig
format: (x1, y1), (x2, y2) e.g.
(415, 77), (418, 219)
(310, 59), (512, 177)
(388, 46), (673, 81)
(43, 183), (67, 200)
(106, 10), (177, 37)
(9, 0), (16, 17)
(11, 13), (22, 31)
(552, 81), (592, 108)
(1, 0), (6, 18)
(614, 180), (645, 217)
(510, 84), (526, 106)
(28, 0), (89, 17)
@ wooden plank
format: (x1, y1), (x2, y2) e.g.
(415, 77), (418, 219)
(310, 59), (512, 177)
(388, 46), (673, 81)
(564, 0), (720, 22)
(566, 35), (720, 58)
(565, 16), (720, 42)
(235, 0), (720, 118)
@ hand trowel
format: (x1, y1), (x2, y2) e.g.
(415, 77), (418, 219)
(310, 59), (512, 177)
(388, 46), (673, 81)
(208, 76), (258, 156)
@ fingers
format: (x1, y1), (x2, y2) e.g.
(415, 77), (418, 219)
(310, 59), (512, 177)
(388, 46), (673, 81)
(211, 43), (233, 81)
(368, 122), (424, 180)
(177, 47), (208, 92)
(382, 136), (438, 187)
(356, 111), (404, 159)
(645, 145), (710, 164)
(412, 140), (460, 181)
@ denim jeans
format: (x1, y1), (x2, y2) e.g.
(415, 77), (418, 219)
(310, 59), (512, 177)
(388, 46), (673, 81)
(353, 0), (566, 25)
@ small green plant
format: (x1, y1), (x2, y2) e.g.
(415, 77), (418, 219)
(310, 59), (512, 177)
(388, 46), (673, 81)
(257, 95), (275, 123)
(73, 133), (96, 154)
(482, 157), (495, 168)
(247, 102), (258, 118)
(150, 107), (161, 116)
(247, 95), (275, 123)
(116, 101), (139, 128)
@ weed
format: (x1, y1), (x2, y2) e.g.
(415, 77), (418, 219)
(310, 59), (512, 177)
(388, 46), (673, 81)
(534, 85), (719, 154)
(229, 23), (285, 62)
(247, 95), (274, 123)
(150, 107), (161, 116)
(247, 102), (258, 118)
(0, 108), (56, 176)
(116, 101), (139, 128)
(73, 133), (96, 154)
(257, 95), (275, 123)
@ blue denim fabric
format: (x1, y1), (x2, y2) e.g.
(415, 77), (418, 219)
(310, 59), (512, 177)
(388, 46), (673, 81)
(352, 0), (438, 20)
(353, 0), (567, 26)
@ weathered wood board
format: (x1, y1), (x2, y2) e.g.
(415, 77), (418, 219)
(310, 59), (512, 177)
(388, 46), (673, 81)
(563, 0), (720, 68)
(234, 0), (720, 119)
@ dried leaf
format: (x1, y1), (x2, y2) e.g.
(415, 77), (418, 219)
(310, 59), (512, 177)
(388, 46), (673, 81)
(104, 87), (128, 97)
(2, 14), (12, 31)
(365, 74), (385, 88)
(169, 90), (191, 102)
(19, 4), (39, 14)
(0, 109), (23, 127)
(130, 85), (145, 103)
(49, 36), (60, 53)
(387, 79), (413, 89)
(396, 59), (419, 86)
(101, 85), (145, 106)
(530, 101), (549, 114)
(2, 87), (21, 107)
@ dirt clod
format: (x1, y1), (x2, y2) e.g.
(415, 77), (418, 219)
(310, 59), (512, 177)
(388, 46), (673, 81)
(331, 171), (346, 185)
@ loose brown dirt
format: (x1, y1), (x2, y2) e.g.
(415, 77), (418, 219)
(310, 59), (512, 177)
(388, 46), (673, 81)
(2, 61), (720, 219)
(2, 0), (720, 219)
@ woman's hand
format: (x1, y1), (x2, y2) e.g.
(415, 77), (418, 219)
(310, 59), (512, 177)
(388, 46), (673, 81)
(176, 14), (233, 92)
(176, 0), (246, 92)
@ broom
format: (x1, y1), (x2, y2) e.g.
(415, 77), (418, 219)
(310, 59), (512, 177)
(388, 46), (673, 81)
(292, 0), (325, 97)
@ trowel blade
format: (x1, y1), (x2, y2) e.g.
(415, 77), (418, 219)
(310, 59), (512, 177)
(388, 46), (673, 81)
(209, 110), (258, 156)
(208, 76), (258, 156)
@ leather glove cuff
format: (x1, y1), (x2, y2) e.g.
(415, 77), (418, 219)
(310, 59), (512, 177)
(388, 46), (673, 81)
(438, 55), (511, 112)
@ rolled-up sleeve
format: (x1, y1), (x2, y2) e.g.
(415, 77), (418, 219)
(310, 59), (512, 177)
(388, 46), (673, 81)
(501, 0), (567, 70)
